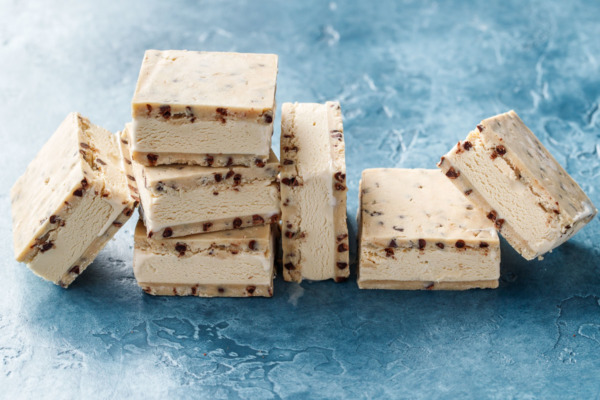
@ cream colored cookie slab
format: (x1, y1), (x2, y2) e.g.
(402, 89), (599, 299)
(133, 220), (274, 297)
(438, 110), (597, 260)
(280, 101), (349, 282)
(131, 50), (278, 164)
(357, 169), (500, 290)
(10, 113), (136, 287)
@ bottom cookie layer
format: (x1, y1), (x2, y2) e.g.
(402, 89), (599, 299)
(357, 279), (499, 290)
(138, 282), (273, 297)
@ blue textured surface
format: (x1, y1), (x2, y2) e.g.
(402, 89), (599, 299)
(1, 1), (599, 398)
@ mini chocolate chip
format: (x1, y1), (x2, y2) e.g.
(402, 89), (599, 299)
(281, 177), (300, 187)
(205, 155), (214, 166)
(81, 178), (89, 189)
(338, 243), (349, 252)
(393, 226), (404, 232)
(436, 242), (445, 249)
(123, 208), (133, 217)
(465, 189), (473, 196)
(175, 242), (187, 256)
(477, 124), (484, 132)
(335, 276), (349, 283)
(213, 191), (219, 196)
(389, 239), (398, 248)
(41, 241), (54, 252)
(80, 142), (90, 149)
(284, 262), (295, 270)
(285, 231), (294, 238)
(226, 157), (233, 167)
(463, 141), (473, 151)
(479, 242), (489, 248)
(216, 107), (228, 116)
(263, 112), (273, 123)
(218, 287), (225, 294)
(270, 214), (280, 223)
(248, 240), (258, 250)
(418, 239), (426, 250)
(147, 154), (159, 165)
(143, 286), (152, 294)
(73, 188), (83, 197)
(158, 105), (171, 119)
(385, 248), (395, 257)
(425, 283), (435, 290)
(445, 167), (460, 179)
(156, 181), (165, 192)
(233, 218), (242, 228)
(96, 158), (106, 166)
(496, 145), (507, 156)
(334, 172), (346, 182)
(146, 104), (152, 115)
(487, 210), (497, 221)
(113, 221), (123, 227)
(58, 281), (67, 288)
(455, 240), (465, 248)
(49, 215), (58, 224)
(255, 159), (266, 168)
(490, 151), (498, 160)
(231, 249), (239, 255)
(495, 219), (505, 229)
(163, 228), (173, 237)
(335, 183), (346, 191)
(565, 224), (572, 230)
(226, 170), (235, 179)
(283, 159), (294, 165)
(553, 209), (560, 215)
(337, 234), (348, 241)
(233, 174), (242, 186)
(247, 286), (256, 295)
(337, 262), (348, 270)
(252, 215), (265, 225)
(127, 174), (135, 181)
(69, 265), (80, 274)
(203, 223), (212, 231)
(148, 231), (154, 238)
(214, 173), (222, 182)
(191, 286), (198, 296)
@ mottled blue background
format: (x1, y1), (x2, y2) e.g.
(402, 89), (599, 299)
(1, 0), (599, 398)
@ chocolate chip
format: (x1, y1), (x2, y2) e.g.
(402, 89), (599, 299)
(69, 265), (80, 274)
(191, 286), (198, 296)
(270, 214), (280, 223)
(127, 175), (135, 181)
(385, 248), (395, 257)
(148, 231), (154, 238)
(41, 241), (54, 252)
(113, 221), (123, 227)
(337, 234), (348, 242)
(218, 287), (225, 294)
(162, 228), (173, 238)
(216, 107), (228, 116)
(214, 173), (222, 182)
(159, 105), (171, 119)
(147, 154), (159, 165)
(338, 243), (349, 252)
(283, 159), (294, 165)
(248, 240), (258, 250)
(285, 231), (294, 238)
(96, 158), (106, 166)
(225, 170), (235, 179)
(334, 172), (346, 182)
(337, 262), (348, 270)
(123, 208), (133, 217)
(233, 174), (242, 186)
(335, 276), (348, 283)
(226, 157), (233, 167)
(389, 239), (398, 248)
(284, 262), (295, 270)
(495, 219), (505, 229)
(73, 188), (84, 197)
(203, 222), (212, 232)
(445, 167), (460, 179)
(565, 224), (572, 230)
(233, 218), (242, 228)
(418, 239), (426, 250)
(487, 210), (497, 221)
(175, 242), (187, 256)
(393, 226), (404, 232)
(80, 142), (90, 149)
(155, 181), (165, 192)
(465, 189), (473, 196)
(173, 288), (178, 295)
(496, 145), (507, 156)
(143, 286), (152, 294)
(255, 159), (266, 168)
(463, 141), (473, 151)
(476, 124), (484, 132)
(455, 240), (465, 248)
(283, 146), (299, 152)
(425, 283), (435, 290)
(281, 177), (300, 187)
(205, 155), (214, 166)
(479, 242), (489, 248)
(146, 104), (152, 116)
(262, 112), (273, 123)
(81, 178), (89, 189)
(49, 215), (58, 224)
(436, 242), (445, 249)
(252, 215), (265, 225)
(247, 286), (256, 295)
(335, 183), (346, 191)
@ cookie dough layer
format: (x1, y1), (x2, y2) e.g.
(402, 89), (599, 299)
(280, 102), (349, 282)
(11, 113), (136, 287)
(438, 110), (597, 260)
(131, 50), (278, 166)
(358, 169), (500, 290)
(134, 220), (274, 297)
